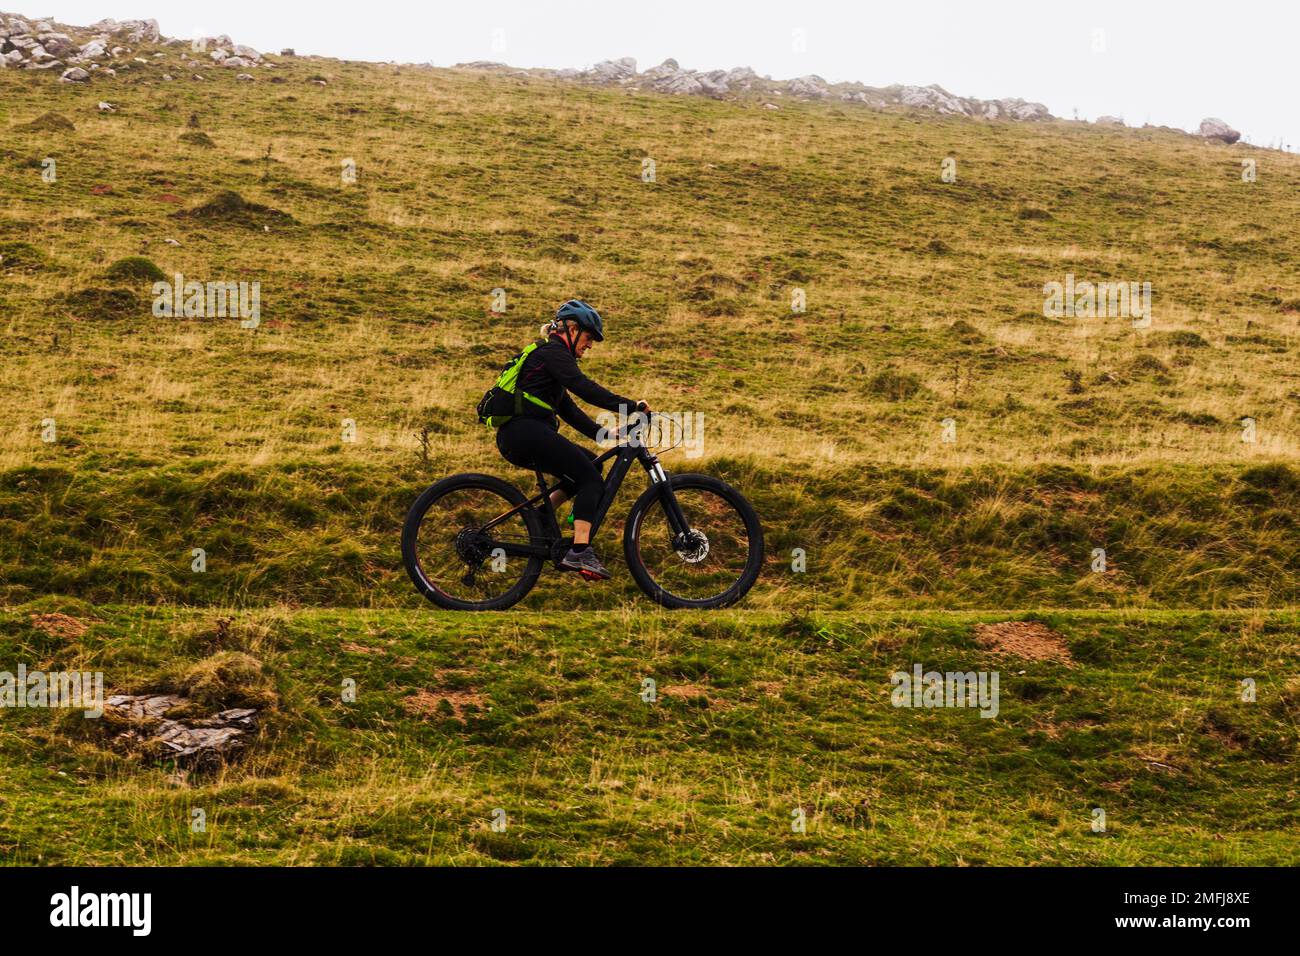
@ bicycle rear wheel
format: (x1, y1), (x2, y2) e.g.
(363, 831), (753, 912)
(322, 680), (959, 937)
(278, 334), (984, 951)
(402, 473), (546, 611)
(623, 473), (763, 609)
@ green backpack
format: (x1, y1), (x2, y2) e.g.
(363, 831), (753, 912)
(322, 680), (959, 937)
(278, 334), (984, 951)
(475, 341), (556, 427)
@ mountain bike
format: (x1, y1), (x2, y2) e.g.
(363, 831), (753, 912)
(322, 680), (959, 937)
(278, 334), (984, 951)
(402, 415), (763, 610)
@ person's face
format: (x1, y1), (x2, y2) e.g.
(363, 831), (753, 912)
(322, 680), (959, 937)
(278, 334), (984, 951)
(573, 329), (596, 358)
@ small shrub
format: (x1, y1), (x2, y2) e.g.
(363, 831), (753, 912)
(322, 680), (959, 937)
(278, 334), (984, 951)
(106, 256), (166, 283)
(1157, 330), (1210, 349)
(174, 190), (294, 226)
(179, 130), (216, 148)
(19, 112), (75, 132)
(170, 650), (278, 711)
(0, 241), (50, 273)
(62, 286), (146, 321)
(866, 366), (924, 401)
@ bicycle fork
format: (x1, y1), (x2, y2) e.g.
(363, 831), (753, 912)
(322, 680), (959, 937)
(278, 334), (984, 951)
(643, 453), (692, 537)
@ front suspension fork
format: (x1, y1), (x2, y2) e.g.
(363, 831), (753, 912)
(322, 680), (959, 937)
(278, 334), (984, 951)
(647, 457), (690, 536)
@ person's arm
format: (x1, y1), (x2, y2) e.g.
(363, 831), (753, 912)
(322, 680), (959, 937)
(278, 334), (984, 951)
(537, 346), (636, 413)
(557, 393), (603, 441)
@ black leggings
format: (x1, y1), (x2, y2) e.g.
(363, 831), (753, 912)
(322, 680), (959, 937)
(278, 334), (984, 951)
(496, 417), (604, 522)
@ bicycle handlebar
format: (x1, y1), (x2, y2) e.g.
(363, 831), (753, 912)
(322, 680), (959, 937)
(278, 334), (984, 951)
(617, 409), (656, 444)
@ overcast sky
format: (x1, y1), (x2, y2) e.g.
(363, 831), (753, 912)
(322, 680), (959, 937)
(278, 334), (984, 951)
(39, 0), (1298, 150)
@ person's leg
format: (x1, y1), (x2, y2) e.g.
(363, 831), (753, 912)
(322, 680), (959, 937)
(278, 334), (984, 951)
(542, 441), (602, 538)
(497, 418), (608, 576)
(498, 420), (603, 535)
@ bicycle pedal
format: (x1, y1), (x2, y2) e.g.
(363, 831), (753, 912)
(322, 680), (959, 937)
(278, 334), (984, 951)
(577, 569), (607, 581)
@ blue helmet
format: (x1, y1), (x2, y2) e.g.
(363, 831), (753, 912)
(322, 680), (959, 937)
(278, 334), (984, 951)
(555, 299), (604, 341)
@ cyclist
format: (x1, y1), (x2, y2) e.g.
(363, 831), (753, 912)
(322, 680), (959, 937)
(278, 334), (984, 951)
(493, 300), (652, 580)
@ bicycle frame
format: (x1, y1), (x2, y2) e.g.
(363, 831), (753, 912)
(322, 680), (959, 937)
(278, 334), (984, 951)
(479, 428), (690, 567)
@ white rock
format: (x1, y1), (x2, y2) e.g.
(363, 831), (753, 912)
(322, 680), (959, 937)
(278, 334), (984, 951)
(660, 73), (702, 95)
(125, 19), (160, 43)
(1095, 115), (1124, 127)
(235, 72), (253, 80)
(1000, 98), (1050, 121)
(787, 75), (830, 98)
(98, 101), (116, 111)
(38, 32), (74, 55)
(587, 57), (636, 82)
(209, 49), (228, 61)
(59, 66), (90, 82)
(231, 44), (261, 61)
(222, 56), (248, 67)
(162, 73), (173, 81)
(1198, 117), (1240, 144)
(80, 39), (106, 58)
(724, 66), (757, 88)
(697, 74), (729, 96)
(641, 58), (680, 79)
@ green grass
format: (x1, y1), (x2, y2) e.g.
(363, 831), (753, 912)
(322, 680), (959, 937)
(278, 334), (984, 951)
(1, 458), (1299, 609)
(1, 602), (1296, 865)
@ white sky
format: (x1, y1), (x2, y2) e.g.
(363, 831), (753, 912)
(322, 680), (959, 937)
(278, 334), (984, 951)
(36, 0), (1299, 149)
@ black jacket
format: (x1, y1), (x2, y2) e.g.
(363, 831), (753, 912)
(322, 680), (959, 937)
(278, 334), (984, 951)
(514, 336), (635, 440)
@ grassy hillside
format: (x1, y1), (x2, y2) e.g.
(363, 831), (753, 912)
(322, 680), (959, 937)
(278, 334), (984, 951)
(1, 37), (1296, 866)
(3, 601), (1297, 865)
(2, 49), (1299, 607)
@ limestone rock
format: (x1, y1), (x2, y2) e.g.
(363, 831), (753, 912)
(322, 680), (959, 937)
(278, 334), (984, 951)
(1199, 117), (1240, 144)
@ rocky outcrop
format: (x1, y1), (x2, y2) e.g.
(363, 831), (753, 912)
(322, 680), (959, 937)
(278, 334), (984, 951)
(0, 11), (274, 77)
(104, 693), (260, 767)
(453, 55), (1054, 123)
(1198, 117), (1241, 144)
(0, 10), (1250, 143)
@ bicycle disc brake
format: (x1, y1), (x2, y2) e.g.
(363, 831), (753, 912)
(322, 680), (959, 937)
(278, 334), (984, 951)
(672, 529), (710, 563)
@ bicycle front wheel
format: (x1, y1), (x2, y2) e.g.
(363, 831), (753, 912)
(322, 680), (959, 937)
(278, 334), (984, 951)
(623, 473), (764, 609)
